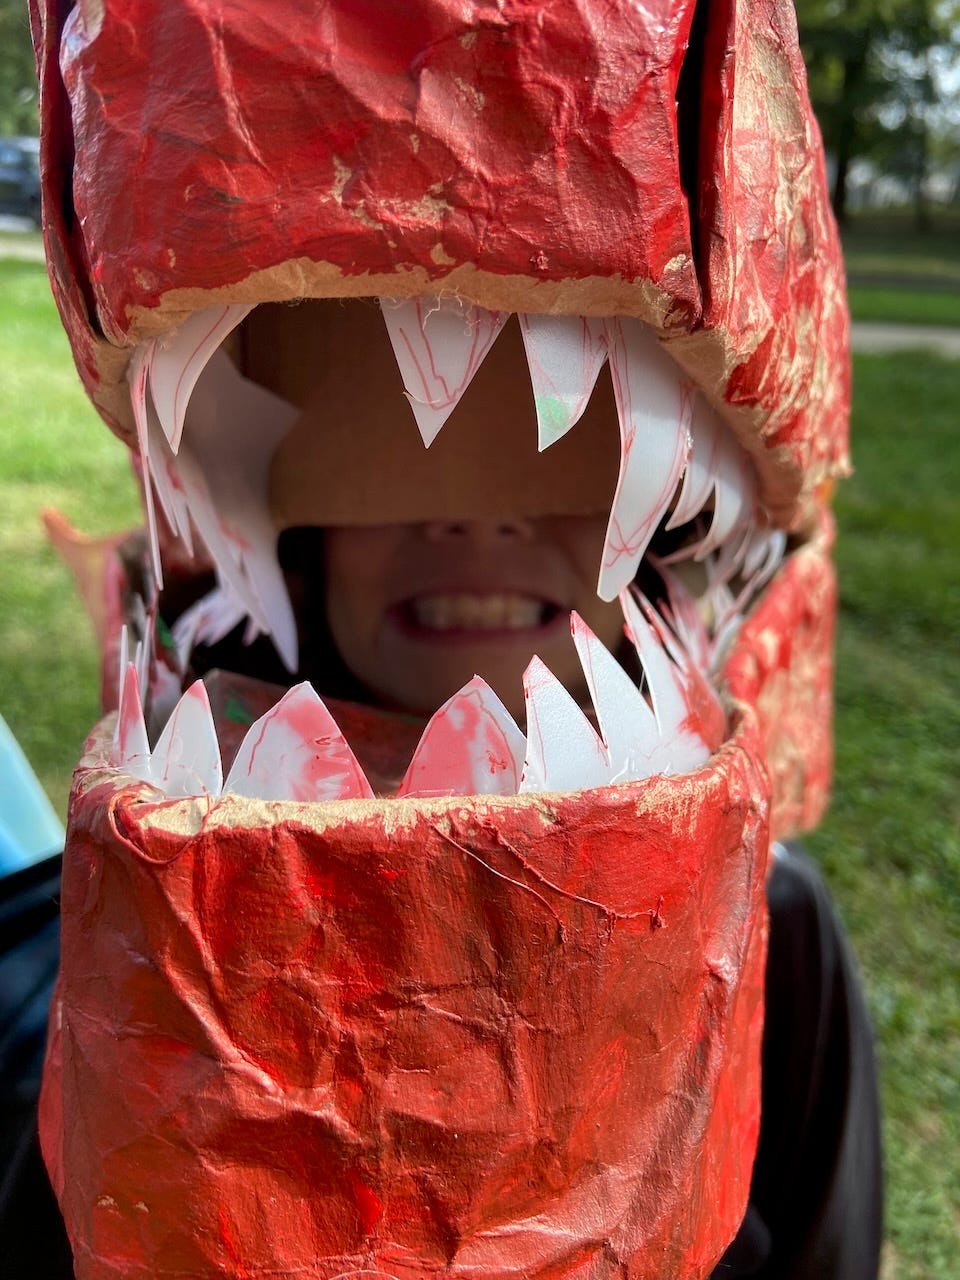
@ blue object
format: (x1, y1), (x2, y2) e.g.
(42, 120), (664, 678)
(0, 715), (65, 874)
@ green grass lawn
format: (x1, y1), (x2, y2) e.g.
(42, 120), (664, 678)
(847, 285), (960, 328)
(842, 216), (960, 327)
(1, 256), (958, 1274)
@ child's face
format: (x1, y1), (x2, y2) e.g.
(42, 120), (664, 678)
(261, 300), (626, 720)
(324, 515), (623, 719)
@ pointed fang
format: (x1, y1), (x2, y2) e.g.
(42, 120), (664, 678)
(621, 592), (725, 773)
(115, 662), (152, 783)
(599, 318), (692, 601)
(148, 304), (252, 453)
(380, 296), (506, 446)
(569, 613), (660, 778)
(399, 676), (526, 798)
(519, 657), (610, 793)
(128, 344), (164, 587)
(151, 680), (223, 798)
(224, 683), (373, 803)
(667, 396), (721, 531)
(518, 314), (608, 449)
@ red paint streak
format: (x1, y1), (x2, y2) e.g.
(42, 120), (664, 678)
(217, 1203), (248, 1276)
(346, 1169), (384, 1237)
(400, 679), (520, 797)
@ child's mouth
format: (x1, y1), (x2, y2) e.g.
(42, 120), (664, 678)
(397, 593), (562, 637)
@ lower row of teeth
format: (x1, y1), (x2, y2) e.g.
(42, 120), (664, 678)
(112, 584), (728, 803)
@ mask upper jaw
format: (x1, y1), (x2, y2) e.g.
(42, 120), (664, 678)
(34, 0), (848, 532)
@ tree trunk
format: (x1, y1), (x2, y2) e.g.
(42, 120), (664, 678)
(830, 49), (867, 229)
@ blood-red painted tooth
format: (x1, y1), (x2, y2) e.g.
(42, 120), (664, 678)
(147, 304), (252, 453)
(380, 296), (507, 446)
(518, 314), (608, 449)
(399, 676), (526, 798)
(224, 683), (373, 802)
(150, 679), (223, 798)
(519, 657), (611, 793)
(599, 318), (692, 601)
(621, 592), (724, 774)
(569, 612), (660, 779)
(114, 649), (152, 784)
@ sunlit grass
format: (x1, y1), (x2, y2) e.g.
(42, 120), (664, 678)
(847, 286), (960, 327)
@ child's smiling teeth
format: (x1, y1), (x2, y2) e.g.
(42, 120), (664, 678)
(410, 593), (550, 631)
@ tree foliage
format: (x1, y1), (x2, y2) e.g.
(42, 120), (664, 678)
(795, 0), (960, 224)
(0, 0), (38, 136)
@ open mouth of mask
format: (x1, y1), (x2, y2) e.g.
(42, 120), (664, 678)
(114, 294), (788, 804)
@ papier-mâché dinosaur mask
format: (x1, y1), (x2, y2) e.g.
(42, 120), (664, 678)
(31, 1), (847, 1276)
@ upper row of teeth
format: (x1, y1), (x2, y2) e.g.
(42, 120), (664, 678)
(113, 585), (727, 803)
(411, 594), (547, 630)
(128, 297), (772, 674)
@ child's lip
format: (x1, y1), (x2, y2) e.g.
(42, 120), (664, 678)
(389, 592), (567, 642)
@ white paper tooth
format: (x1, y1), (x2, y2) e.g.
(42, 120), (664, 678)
(655, 564), (714, 675)
(742, 527), (786, 584)
(151, 679), (223, 798)
(171, 586), (248, 672)
(399, 676), (526, 798)
(140, 381), (195, 556)
(128, 344), (165, 586)
(667, 396), (721, 531)
(224, 683), (373, 802)
(131, 323), (301, 670)
(599, 318), (692, 601)
(116, 623), (130, 717)
(519, 657), (611, 793)
(620, 592), (722, 774)
(709, 525), (753, 589)
(518, 314), (608, 449)
(379, 296), (507, 446)
(715, 527), (787, 628)
(707, 577), (738, 635)
(569, 613), (660, 775)
(148, 304), (253, 453)
(696, 433), (755, 558)
(184, 350), (299, 670)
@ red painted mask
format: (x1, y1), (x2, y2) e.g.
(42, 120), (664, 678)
(32, 1), (846, 1276)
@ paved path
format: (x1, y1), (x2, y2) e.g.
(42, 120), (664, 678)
(850, 321), (960, 358)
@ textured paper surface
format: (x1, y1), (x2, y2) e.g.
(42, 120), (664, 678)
(31, 0), (849, 526)
(43, 728), (769, 1280)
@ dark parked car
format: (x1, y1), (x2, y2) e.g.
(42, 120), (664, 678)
(0, 137), (41, 226)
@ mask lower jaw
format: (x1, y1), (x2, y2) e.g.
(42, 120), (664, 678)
(46, 699), (771, 1279)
